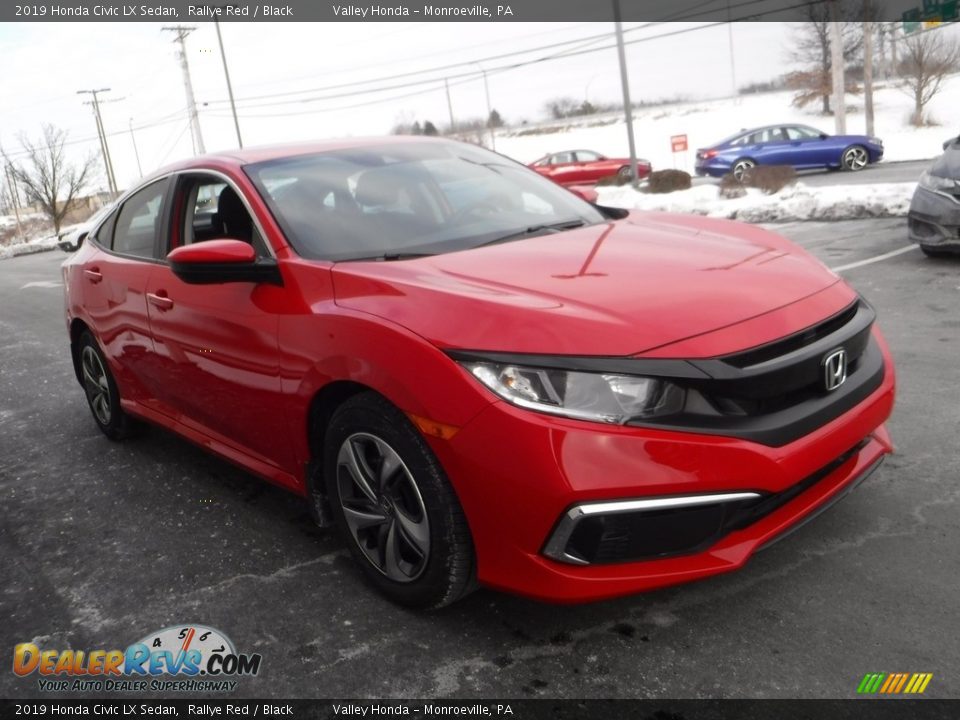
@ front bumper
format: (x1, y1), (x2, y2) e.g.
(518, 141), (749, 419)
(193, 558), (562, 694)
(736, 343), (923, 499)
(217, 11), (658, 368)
(429, 331), (895, 603)
(908, 186), (960, 251)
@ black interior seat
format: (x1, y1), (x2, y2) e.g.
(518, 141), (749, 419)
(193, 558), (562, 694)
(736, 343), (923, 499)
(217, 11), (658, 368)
(215, 186), (253, 243)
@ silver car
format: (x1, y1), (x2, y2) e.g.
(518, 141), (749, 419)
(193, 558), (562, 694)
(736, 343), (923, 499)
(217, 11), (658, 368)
(908, 135), (960, 257)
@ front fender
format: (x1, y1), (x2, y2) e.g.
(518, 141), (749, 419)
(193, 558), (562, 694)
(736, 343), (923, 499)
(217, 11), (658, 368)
(278, 306), (495, 470)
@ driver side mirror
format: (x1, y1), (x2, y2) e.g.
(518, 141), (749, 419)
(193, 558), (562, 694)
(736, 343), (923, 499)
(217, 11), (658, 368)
(819, 133), (829, 140)
(167, 239), (282, 285)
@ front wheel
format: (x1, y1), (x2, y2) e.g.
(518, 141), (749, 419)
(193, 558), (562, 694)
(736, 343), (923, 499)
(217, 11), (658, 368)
(324, 392), (476, 609)
(616, 166), (633, 183)
(842, 145), (869, 171)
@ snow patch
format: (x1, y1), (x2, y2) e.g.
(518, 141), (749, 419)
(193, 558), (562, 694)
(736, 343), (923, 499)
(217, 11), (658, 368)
(0, 232), (60, 260)
(597, 181), (916, 223)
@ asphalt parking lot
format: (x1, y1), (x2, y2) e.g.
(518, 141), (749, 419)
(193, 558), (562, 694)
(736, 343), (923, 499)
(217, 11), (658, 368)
(1, 217), (958, 699)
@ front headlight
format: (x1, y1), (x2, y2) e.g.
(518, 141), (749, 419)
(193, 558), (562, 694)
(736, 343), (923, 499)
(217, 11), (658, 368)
(919, 171), (955, 192)
(461, 361), (685, 424)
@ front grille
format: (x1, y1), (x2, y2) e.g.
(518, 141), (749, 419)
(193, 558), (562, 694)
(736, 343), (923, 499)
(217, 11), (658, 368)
(627, 299), (885, 447)
(724, 302), (860, 369)
(545, 439), (870, 565)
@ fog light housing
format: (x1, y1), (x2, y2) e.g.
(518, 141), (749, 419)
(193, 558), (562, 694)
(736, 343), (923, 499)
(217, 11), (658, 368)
(542, 493), (763, 565)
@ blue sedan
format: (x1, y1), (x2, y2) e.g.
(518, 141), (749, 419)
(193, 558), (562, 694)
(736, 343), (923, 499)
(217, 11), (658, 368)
(695, 124), (884, 179)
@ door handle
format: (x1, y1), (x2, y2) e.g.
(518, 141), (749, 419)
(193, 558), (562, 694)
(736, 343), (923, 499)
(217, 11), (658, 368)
(84, 269), (103, 283)
(147, 292), (174, 311)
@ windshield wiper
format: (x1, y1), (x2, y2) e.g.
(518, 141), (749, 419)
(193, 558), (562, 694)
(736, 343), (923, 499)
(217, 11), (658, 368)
(477, 219), (587, 248)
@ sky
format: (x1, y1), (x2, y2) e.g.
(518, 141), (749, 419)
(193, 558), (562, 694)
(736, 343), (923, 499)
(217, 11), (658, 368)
(0, 21), (794, 193)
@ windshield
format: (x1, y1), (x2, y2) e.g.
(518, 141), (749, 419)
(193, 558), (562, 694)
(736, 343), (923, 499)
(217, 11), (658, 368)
(244, 140), (606, 261)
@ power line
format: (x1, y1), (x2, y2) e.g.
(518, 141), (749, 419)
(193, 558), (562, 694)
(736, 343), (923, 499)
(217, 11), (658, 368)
(2, 111), (190, 160)
(201, 24), (657, 108)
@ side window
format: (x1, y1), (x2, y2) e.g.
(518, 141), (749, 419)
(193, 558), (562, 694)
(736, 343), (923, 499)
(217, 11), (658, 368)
(789, 126), (821, 140)
(91, 209), (118, 248)
(553, 152), (574, 164)
(178, 175), (269, 256)
(575, 151), (601, 162)
(112, 179), (169, 259)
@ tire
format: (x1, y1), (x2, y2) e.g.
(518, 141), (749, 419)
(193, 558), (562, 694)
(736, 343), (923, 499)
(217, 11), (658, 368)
(842, 145), (869, 172)
(324, 392), (476, 609)
(616, 166), (633, 183)
(732, 158), (755, 180)
(920, 244), (954, 258)
(77, 331), (140, 440)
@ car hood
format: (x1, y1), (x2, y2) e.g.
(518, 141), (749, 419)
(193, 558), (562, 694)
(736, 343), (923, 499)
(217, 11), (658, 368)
(331, 212), (844, 357)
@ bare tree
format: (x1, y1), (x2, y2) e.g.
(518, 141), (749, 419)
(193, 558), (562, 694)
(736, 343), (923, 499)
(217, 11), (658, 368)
(899, 31), (960, 126)
(3, 125), (97, 235)
(786, 2), (865, 114)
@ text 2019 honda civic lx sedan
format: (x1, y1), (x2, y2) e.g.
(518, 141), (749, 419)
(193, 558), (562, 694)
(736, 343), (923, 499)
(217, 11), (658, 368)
(63, 137), (895, 608)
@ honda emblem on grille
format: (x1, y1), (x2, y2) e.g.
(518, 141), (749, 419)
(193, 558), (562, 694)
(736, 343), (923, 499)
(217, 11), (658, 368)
(823, 348), (848, 391)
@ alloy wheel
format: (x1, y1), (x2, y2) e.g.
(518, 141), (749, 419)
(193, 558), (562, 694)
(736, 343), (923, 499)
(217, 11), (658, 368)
(336, 432), (430, 583)
(732, 159), (755, 180)
(81, 345), (111, 425)
(844, 146), (868, 171)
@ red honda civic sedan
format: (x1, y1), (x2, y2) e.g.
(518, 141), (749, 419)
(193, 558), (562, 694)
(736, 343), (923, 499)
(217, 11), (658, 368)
(529, 149), (652, 185)
(63, 137), (895, 608)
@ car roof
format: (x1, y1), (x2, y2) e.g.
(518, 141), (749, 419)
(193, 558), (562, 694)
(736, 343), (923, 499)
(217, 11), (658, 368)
(152, 135), (459, 175)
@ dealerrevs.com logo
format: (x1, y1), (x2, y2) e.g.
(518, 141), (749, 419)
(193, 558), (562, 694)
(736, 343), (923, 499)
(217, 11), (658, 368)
(13, 624), (262, 693)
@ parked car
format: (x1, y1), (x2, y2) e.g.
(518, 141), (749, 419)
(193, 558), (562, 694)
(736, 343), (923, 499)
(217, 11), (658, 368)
(695, 125), (884, 179)
(57, 202), (117, 252)
(529, 149), (651, 185)
(63, 137), (895, 608)
(908, 134), (960, 257)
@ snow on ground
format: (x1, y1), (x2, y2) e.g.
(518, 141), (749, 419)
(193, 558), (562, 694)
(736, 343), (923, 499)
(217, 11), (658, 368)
(597, 181), (917, 223)
(495, 76), (960, 171)
(0, 216), (78, 260)
(0, 231), (61, 260)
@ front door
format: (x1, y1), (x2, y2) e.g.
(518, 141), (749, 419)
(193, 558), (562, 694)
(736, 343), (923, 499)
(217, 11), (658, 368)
(143, 172), (296, 477)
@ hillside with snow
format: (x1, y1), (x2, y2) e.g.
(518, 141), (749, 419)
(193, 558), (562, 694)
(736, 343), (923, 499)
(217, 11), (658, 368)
(494, 75), (960, 170)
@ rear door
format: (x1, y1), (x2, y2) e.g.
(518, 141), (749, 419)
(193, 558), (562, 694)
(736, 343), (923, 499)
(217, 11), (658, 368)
(544, 151), (580, 185)
(754, 128), (793, 166)
(573, 150), (608, 182)
(142, 171), (296, 476)
(79, 178), (171, 409)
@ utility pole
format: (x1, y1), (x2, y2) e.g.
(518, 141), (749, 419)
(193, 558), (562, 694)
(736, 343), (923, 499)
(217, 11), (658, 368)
(163, 25), (206, 155)
(3, 161), (23, 239)
(473, 62), (495, 150)
(443, 77), (456, 135)
(726, 0), (737, 98)
(129, 118), (144, 178)
(77, 88), (118, 195)
(864, 21), (875, 137)
(214, 17), (243, 148)
(890, 22), (899, 77)
(613, 0), (640, 187)
(829, 7), (847, 135)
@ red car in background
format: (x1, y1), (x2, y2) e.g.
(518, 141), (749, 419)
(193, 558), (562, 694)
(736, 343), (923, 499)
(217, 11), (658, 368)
(529, 149), (652, 185)
(63, 137), (894, 609)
